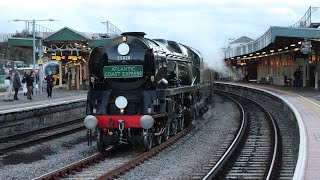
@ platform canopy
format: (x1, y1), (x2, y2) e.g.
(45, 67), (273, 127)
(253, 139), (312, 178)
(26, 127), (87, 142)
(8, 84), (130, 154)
(7, 26), (112, 49)
(224, 26), (320, 60)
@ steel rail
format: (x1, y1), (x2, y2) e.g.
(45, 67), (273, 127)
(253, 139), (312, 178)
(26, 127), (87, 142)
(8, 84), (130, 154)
(202, 91), (246, 180)
(33, 150), (110, 180)
(0, 119), (85, 155)
(96, 125), (194, 179)
(205, 90), (280, 179)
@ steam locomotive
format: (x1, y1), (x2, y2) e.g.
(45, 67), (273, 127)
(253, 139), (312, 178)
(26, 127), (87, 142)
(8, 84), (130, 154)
(84, 32), (213, 151)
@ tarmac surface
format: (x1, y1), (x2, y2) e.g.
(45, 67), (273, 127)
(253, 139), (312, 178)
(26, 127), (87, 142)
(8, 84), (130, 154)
(0, 87), (87, 112)
(240, 82), (320, 106)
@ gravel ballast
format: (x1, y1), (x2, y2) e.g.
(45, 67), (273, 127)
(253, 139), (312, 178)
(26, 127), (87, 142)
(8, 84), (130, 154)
(119, 94), (240, 180)
(0, 94), (240, 179)
(0, 130), (96, 179)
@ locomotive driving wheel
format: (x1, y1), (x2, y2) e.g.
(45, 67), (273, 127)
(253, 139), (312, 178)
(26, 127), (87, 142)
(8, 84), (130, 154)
(162, 122), (171, 141)
(155, 127), (163, 146)
(171, 119), (178, 135)
(178, 113), (185, 131)
(142, 129), (154, 151)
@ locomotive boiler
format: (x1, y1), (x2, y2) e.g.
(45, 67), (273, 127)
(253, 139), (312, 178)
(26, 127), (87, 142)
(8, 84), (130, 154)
(84, 32), (212, 151)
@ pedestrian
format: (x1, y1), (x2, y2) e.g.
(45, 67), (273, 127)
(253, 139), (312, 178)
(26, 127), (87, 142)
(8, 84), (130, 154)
(245, 70), (249, 82)
(30, 71), (35, 95)
(4, 70), (13, 101)
(45, 71), (54, 97)
(26, 70), (33, 100)
(12, 71), (21, 100)
(293, 68), (301, 87)
(22, 72), (27, 96)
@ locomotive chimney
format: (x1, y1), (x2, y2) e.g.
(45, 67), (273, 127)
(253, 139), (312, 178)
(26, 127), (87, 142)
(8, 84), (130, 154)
(121, 32), (146, 38)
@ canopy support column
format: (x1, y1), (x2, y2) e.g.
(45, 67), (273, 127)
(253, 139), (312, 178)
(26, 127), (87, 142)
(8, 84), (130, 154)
(59, 61), (63, 89)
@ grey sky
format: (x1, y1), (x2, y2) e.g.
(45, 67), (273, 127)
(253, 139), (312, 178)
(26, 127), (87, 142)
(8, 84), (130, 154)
(0, 0), (319, 71)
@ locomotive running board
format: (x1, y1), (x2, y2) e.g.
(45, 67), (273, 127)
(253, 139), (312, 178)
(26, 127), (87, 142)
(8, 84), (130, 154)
(165, 85), (199, 96)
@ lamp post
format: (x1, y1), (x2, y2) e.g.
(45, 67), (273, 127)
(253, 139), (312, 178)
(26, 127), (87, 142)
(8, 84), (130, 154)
(11, 19), (58, 95)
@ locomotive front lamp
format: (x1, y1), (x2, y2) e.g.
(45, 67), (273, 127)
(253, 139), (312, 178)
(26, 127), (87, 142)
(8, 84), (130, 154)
(84, 115), (98, 130)
(122, 36), (127, 42)
(118, 43), (130, 55)
(140, 115), (154, 129)
(115, 96), (128, 109)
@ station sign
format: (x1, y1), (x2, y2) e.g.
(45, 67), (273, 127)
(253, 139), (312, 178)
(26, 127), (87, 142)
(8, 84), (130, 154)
(51, 56), (66, 61)
(38, 59), (43, 66)
(68, 56), (82, 61)
(301, 41), (311, 54)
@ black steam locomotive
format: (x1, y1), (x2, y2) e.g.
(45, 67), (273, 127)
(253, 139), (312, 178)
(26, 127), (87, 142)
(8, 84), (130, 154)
(84, 32), (213, 151)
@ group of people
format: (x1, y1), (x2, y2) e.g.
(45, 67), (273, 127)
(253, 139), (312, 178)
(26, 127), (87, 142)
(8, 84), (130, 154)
(3, 70), (55, 101)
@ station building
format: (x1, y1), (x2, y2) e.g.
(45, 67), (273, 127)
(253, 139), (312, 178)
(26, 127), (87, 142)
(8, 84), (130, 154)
(224, 7), (320, 90)
(7, 27), (117, 90)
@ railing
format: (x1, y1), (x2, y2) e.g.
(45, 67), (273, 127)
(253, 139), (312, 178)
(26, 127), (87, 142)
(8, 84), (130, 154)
(291, 6), (320, 28)
(224, 28), (272, 59)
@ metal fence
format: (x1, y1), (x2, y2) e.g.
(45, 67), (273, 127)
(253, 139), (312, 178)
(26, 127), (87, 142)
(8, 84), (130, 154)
(291, 6), (320, 28)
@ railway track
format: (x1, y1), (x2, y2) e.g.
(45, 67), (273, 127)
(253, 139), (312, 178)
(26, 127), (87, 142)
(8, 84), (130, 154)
(197, 91), (281, 179)
(34, 125), (194, 180)
(0, 119), (85, 155)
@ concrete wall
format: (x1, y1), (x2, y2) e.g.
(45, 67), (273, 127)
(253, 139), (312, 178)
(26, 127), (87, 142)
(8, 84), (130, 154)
(0, 100), (86, 138)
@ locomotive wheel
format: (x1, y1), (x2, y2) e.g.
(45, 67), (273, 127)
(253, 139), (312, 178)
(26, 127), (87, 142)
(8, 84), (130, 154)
(162, 123), (171, 141)
(155, 128), (163, 146)
(171, 120), (178, 135)
(97, 131), (107, 152)
(178, 114), (185, 131)
(142, 129), (153, 151)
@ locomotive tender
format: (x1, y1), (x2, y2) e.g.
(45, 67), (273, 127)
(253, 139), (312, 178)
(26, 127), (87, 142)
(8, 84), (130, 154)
(84, 32), (213, 151)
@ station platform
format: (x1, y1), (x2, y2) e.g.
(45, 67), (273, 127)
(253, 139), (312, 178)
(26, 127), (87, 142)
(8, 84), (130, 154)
(229, 82), (320, 179)
(0, 88), (87, 112)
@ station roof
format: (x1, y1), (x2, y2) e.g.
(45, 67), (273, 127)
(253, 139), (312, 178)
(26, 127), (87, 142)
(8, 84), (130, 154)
(230, 36), (253, 44)
(7, 27), (112, 48)
(44, 27), (88, 42)
(225, 26), (320, 60)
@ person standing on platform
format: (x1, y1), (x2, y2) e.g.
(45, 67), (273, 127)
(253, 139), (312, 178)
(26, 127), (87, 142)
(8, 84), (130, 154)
(294, 68), (301, 87)
(4, 70), (13, 101)
(26, 70), (33, 100)
(22, 72), (27, 96)
(12, 71), (21, 100)
(45, 71), (54, 97)
(30, 71), (35, 95)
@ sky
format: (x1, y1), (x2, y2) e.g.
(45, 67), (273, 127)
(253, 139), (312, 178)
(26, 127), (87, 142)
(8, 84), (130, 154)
(0, 0), (319, 72)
